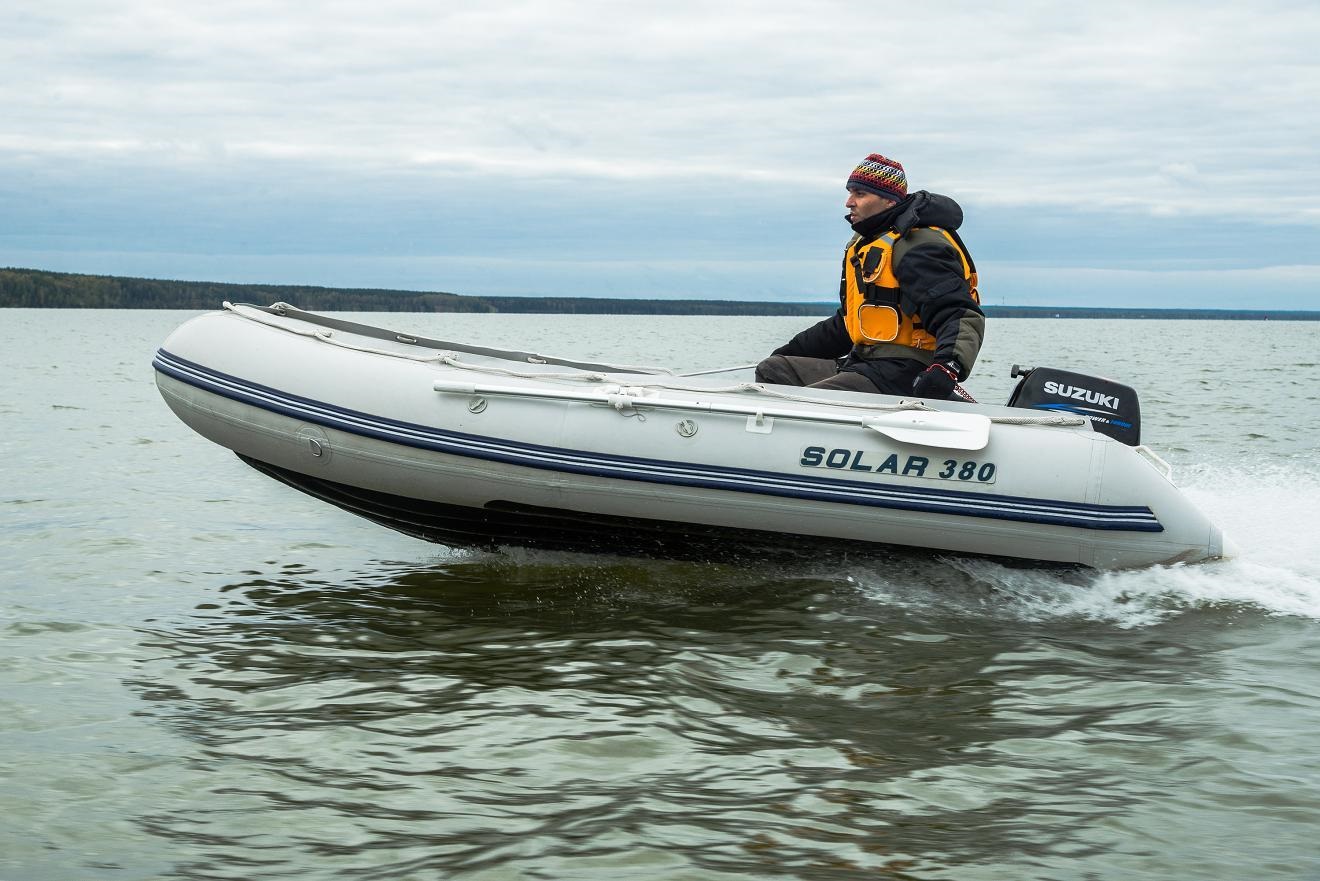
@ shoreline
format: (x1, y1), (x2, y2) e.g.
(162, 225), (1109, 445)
(3, 266), (1318, 319)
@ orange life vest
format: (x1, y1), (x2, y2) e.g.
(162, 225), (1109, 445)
(842, 226), (979, 352)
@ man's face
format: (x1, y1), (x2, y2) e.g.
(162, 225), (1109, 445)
(845, 188), (895, 224)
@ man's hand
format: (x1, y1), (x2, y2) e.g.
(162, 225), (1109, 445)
(912, 361), (960, 399)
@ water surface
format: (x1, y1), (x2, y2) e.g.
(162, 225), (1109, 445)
(3, 310), (1320, 880)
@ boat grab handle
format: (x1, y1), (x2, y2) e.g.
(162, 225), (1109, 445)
(1134, 445), (1174, 480)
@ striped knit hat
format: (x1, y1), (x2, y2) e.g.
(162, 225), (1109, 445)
(847, 153), (907, 202)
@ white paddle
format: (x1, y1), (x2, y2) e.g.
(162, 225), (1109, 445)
(864, 410), (991, 450)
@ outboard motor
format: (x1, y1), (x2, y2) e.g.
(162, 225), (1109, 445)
(1007, 365), (1142, 446)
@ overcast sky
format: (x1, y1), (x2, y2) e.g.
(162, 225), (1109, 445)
(4, 0), (1319, 306)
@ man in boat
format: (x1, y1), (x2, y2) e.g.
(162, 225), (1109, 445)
(755, 153), (984, 400)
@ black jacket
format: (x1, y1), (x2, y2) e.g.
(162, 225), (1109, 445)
(772, 191), (985, 385)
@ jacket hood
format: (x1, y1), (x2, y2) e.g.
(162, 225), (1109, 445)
(851, 190), (964, 237)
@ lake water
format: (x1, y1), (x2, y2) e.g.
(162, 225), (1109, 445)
(4, 308), (1320, 880)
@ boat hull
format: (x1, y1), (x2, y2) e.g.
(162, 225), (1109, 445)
(154, 306), (1229, 569)
(238, 454), (914, 563)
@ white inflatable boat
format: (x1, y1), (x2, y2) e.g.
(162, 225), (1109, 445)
(153, 303), (1232, 569)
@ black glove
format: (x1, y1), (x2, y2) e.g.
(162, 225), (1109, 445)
(911, 361), (960, 399)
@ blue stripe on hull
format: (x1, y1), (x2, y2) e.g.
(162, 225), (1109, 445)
(154, 349), (1164, 533)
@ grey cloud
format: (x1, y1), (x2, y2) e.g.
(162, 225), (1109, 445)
(3, 0), (1319, 303)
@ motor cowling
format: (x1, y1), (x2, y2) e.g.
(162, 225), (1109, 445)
(1007, 365), (1142, 446)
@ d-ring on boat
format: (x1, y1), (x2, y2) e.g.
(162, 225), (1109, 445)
(153, 303), (1232, 569)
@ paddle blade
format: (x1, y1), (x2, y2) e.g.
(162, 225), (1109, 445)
(864, 411), (991, 450)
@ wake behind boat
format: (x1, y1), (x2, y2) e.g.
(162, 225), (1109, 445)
(153, 303), (1232, 569)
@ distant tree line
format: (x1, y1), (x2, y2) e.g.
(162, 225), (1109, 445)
(480, 296), (834, 316)
(981, 305), (1320, 321)
(0, 268), (834, 315)
(2, 267), (1316, 319)
(0, 268), (489, 312)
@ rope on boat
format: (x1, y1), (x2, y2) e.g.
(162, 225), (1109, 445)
(225, 303), (631, 380)
(435, 354), (614, 383)
(675, 364), (759, 376)
(753, 386), (1083, 426)
(223, 302), (1086, 428)
(431, 356), (1086, 427)
(222, 302), (677, 376)
(420, 352), (1083, 426)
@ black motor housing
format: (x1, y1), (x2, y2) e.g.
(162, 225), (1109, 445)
(1006, 366), (1142, 446)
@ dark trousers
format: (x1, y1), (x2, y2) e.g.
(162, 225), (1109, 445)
(755, 355), (923, 396)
